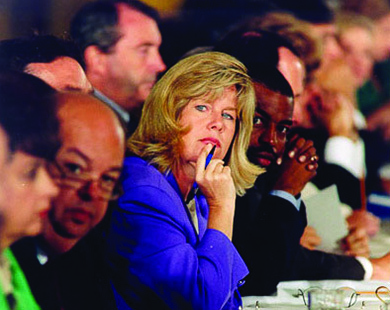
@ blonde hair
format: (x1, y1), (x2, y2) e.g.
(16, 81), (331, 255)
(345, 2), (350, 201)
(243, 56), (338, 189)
(128, 51), (263, 195)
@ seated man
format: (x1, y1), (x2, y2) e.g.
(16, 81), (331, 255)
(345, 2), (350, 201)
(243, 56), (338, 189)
(219, 56), (389, 297)
(231, 64), (371, 296)
(12, 93), (125, 310)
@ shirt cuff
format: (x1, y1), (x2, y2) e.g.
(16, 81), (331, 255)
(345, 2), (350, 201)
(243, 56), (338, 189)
(324, 136), (366, 179)
(269, 190), (301, 211)
(355, 256), (373, 280)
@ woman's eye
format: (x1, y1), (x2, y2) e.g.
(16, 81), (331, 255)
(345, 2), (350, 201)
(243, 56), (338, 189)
(195, 105), (207, 112)
(222, 112), (234, 120)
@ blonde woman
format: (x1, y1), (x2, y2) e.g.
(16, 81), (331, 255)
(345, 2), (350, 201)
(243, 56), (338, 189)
(106, 51), (262, 309)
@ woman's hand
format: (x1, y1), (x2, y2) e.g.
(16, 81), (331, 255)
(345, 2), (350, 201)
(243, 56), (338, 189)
(196, 144), (236, 239)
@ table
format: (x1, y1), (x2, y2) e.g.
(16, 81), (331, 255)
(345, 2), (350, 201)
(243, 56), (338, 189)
(242, 279), (390, 309)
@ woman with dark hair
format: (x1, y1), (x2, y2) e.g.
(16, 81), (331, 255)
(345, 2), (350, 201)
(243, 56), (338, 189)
(0, 71), (60, 310)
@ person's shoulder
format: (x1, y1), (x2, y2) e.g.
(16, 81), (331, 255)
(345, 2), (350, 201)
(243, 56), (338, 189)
(121, 156), (174, 193)
(122, 156), (160, 181)
(123, 155), (148, 169)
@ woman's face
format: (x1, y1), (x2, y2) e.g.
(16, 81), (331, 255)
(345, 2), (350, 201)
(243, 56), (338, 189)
(0, 151), (58, 246)
(178, 86), (238, 178)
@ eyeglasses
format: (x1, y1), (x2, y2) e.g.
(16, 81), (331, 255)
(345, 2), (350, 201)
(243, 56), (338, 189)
(48, 161), (121, 201)
(373, 286), (390, 309)
(243, 286), (390, 310)
(296, 286), (390, 310)
(296, 286), (359, 308)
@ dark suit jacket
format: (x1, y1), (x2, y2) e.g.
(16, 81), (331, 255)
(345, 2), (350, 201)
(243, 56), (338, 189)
(233, 172), (365, 297)
(11, 228), (116, 310)
(233, 173), (307, 296)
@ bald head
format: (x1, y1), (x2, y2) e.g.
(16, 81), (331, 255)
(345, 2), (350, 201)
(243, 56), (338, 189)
(56, 93), (124, 142)
(25, 57), (93, 93)
(44, 93), (125, 253)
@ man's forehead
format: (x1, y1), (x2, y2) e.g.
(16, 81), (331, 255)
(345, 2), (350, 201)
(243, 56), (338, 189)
(255, 86), (293, 115)
(57, 97), (124, 167)
(116, 3), (155, 28)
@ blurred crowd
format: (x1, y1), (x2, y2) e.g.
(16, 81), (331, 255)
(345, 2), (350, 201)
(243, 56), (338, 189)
(2, 0), (390, 309)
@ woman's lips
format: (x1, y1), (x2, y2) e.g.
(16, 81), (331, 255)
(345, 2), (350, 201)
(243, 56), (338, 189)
(200, 138), (221, 148)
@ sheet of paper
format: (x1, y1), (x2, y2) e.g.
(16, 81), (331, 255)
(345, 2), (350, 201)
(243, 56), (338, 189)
(304, 185), (349, 254)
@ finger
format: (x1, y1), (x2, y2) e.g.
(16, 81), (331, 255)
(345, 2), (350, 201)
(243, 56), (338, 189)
(207, 160), (225, 174)
(309, 154), (319, 162)
(286, 133), (300, 148)
(345, 248), (370, 258)
(203, 159), (225, 179)
(221, 165), (232, 178)
(306, 162), (318, 172)
(196, 144), (214, 179)
(288, 137), (306, 158)
(296, 143), (316, 163)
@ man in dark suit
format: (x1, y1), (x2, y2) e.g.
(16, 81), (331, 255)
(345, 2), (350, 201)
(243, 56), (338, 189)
(233, 65), (368, 296)
(70, 0), (166, 134)
(215, 28), (390, 297)
(12, 93), (125, 309)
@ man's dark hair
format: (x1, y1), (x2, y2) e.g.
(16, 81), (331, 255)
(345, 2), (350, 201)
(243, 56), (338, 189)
(214, 29), (298, 76)
(0, 70), (60, 161)
(70, 0), (159, 54)
(214, 29), (294, 98)
(0, 35), (85, 72)
(250, 64), (294, 99)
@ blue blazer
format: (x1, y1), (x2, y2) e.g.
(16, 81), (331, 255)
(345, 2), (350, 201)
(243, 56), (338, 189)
(106, 156), (248, 310)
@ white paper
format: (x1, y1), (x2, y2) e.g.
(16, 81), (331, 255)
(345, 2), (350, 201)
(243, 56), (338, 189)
(304, 185), (349, 254)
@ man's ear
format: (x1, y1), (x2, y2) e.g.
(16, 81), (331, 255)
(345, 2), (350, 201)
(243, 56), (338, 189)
(84, 45), (107, 76)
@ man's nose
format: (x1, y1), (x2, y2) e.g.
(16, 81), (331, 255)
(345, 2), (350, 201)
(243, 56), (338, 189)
(77, 180), (102, 201)
(153, 52), (166, 73)
(261, 126), (277, 146)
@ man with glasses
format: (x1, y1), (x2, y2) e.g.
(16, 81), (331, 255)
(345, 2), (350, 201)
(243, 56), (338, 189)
(12, 92), (125, 310)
